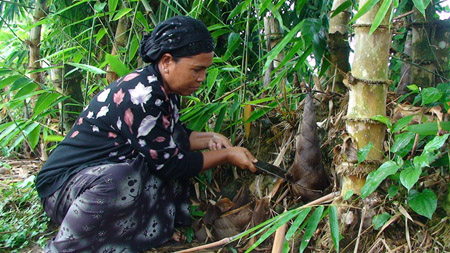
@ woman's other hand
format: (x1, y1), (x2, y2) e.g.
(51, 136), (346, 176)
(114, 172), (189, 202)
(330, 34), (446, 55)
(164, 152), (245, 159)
(189, 131), (232, 151)
(208, 133), (232, 150)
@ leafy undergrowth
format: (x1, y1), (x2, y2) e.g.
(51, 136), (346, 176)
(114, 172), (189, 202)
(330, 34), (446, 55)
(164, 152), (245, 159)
(0, 174), (52, 252)
(0, 153), (448, 252)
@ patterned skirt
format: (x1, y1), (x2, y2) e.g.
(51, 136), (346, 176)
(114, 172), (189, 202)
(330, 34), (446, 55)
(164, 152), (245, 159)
(41, 156), (191, 252)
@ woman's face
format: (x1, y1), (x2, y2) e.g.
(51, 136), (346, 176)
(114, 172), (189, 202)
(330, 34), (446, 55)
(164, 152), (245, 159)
(161, 52), (214, 96)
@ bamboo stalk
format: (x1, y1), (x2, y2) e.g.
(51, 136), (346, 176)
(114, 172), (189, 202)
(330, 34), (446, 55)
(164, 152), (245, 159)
(271, 223), (287, 253)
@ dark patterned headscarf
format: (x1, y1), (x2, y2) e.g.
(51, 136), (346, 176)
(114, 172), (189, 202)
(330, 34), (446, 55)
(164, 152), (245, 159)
(139, 16), (214, 63)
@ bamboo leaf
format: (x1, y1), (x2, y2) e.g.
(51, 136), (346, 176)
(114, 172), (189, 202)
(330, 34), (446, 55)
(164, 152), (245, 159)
(45, 46), (82, 60)
(180, 104), (205, 122)
(244, 101), (278, 123)
(244, 97), (275, 105)
(135, 11), (150, 31)
(0, 68), (12, 75)
(94, 2), (107, 12)
(331, 0), (352, 18)
(295, 0), (307, 15)
(273, 40), (303, 72)
(129, 35), (140, 62)
(285, 207), (311, 241)
(33, 93), (63, 117)
(28, 124), (41, 149)
(300, 206), (324, 253)
(412, 0), (432, 17)
(264, 21), (303, 71)
(67, 62), (106, 74)
(13, 83), (38, 99)
(109, 0), (118, 13)
(53, 0), (90, 16)
(246, 211), (300, 252)
(232, 212), (289, 242)
(260, 0), (274, 14)
(105, 54), (130, 77)
(205, 68), (219, 98)
(224, 33), (241, 61)
(10, 77), (33, 91)
(228, 0), (251, 20)
(96, 28), (107, 45)
(350, 0), (381, 23)
(8, 121), (40, 151)
(112, 8), (132, 21)
(329, 206), (340, 252)
(44, 135), (64, 142)
(0, 122), (17, 142)
(28, 66), (64, 74)
(0, 75), (22, 90)
(187, 104), (220, 131)
(369, 0), (392, 35)
(214, 104), (227, 132)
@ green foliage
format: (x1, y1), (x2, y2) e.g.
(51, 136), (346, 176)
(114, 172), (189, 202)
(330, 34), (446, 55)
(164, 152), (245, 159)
(412, 0), (432, 16)
(231, 204), (340, 253)
(0, 176), (51, 251)
(1, 0), (329, 154)
(361, 86), (450, 220)
(372, 212), (391, 230)
(408, 189), (437, 219)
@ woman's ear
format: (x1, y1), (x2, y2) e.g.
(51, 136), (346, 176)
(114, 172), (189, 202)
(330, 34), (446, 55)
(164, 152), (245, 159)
(159, 53), (174, 74)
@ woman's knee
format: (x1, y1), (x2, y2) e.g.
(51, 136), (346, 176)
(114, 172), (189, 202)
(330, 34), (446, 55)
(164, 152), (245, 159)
(91, 162), (146, 210)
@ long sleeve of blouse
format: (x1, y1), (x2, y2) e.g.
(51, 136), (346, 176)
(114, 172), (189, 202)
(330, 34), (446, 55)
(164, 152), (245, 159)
(36, 65), (203, 198)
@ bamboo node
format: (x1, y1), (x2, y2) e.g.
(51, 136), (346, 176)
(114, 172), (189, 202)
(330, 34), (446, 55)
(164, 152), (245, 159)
(345, 72), (393, 86)
(336, 162), (378, 177)
(343, 116), (386, 125)
(352, 24), (389, 29)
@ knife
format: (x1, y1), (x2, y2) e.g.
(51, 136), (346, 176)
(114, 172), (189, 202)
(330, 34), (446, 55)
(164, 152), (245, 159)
(254, 160), (293, 182)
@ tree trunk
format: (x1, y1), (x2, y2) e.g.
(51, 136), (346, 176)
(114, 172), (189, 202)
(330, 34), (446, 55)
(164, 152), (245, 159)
(338, 0), (391, 196)
(28, 0), (47, 84)
(106, 10), (130, 83)
(25, 0), (47, 158)
(263, 16), (284, 89)
(430, 19), (450, 84)
(410, 4), (437, 88)
(397, 29), (412, 94)
(327, 0), (351, 93)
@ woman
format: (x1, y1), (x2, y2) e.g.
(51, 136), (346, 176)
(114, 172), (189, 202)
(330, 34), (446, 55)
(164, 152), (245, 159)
(36, 15), (257, 252)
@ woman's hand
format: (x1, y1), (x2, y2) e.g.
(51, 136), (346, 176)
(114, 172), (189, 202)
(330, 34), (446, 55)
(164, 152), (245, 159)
(189, 131), (232, 151)
(201, 147), (257, 173)
(225, 147), (257, 172)
(208, 133), (232, 150)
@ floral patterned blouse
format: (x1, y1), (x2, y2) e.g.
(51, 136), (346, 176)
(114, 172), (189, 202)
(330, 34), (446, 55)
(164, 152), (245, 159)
(36, 64), (203, 198)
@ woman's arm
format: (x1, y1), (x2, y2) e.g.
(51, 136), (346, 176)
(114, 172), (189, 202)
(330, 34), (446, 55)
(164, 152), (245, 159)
(201, 147), (257, 173)
(189, 131), (232, 151)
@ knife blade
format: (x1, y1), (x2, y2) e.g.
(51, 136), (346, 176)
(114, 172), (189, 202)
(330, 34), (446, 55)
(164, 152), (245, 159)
(254, 160), (293, 182)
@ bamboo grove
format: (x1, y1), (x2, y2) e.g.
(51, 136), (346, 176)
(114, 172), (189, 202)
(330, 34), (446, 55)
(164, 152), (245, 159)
(0, 0), (449, 251)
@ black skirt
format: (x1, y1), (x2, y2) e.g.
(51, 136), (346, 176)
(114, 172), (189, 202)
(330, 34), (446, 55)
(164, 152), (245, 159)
(42, 156), (191, 252)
